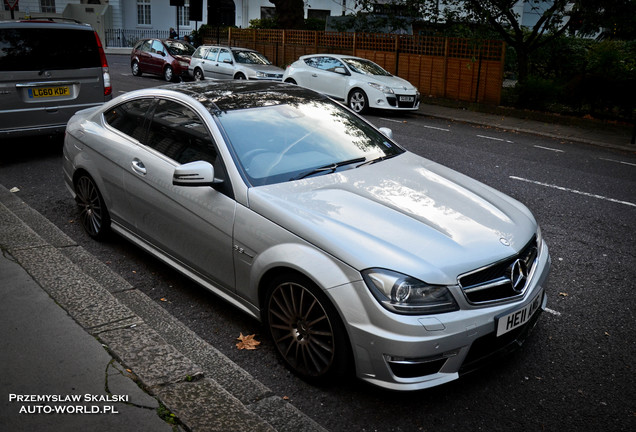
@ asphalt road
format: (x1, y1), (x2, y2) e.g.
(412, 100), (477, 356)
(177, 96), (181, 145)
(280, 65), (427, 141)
(0, 55), (634, 432)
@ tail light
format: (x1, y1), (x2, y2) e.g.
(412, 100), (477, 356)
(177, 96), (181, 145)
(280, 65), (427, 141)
(94, 31), (112, 97)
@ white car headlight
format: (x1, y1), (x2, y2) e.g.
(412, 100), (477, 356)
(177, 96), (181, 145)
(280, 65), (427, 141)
(367, 82), (394, 94)
(362, 269), (459, 315)
(255, 71), (266, 78)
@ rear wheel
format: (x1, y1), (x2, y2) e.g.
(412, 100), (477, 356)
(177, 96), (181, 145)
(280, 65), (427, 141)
(235, 73), (246, 80)
(193, 68), (204, 81)
(265, 273), (350, 382)
(131, 61), (142, 77)
(164, 66), (174, 82)
(74, 174), (111, 240)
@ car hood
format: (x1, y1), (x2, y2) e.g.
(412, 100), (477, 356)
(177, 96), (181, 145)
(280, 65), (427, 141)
(365, 74), (416, 91)
(248, 152), (537, 284)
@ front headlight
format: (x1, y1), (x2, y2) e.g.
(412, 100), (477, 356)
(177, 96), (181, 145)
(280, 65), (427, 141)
(367, 82), (394, 94)
(255, 71), (266, 78)
(362, 269), (459, 315)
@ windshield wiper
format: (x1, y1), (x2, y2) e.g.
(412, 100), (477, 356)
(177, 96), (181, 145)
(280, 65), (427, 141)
(292, 157), (366, 180)
(356, 153), (400, 168)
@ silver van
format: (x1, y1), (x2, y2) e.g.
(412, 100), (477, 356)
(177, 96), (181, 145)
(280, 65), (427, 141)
(0, 20), (112, 138)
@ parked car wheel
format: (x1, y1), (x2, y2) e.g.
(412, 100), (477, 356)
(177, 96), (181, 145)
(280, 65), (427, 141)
(131, 61), (142, 77)
(235, 72), (246, 80)
(74, 173), (110, 240)
(265, 273), (349, 382)
(193, 67), (204, 81)
(348, 89), (368, 113)
(164, 66), (174, 82)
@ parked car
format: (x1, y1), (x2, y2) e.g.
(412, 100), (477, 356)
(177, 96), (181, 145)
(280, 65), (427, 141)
(188, 45), (283, 81)
(130, 38), (195, 82)
(0, 19), (111, 138)
(63, 81), (550, 391)
(284, 54), (420, 113)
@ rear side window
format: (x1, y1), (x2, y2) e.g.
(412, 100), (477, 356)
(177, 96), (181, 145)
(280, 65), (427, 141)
(104, 98), (154, 142)
(0, 27), (101, 71)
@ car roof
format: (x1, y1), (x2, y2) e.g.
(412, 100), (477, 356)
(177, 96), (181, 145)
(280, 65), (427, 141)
(0, 20), (94, 31)
(154, 81), (327, 113)
(300, 53), (362, 60)
(197, 45), (257, 52)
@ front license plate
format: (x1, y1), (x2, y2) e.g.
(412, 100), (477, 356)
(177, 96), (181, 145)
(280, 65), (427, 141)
(399, 96), (414, 102)
(496, 290), (543, 337)
(28, 86), (70, 98)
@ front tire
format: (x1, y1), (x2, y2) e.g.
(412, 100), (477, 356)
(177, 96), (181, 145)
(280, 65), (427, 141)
(235, 73), (246, 80)
(348, 89), (369, 114)
(265, 273), (350, 382)
(74, 174), (111, 241)
(193, 68), (204, 81)
(164, 66), (174, 82)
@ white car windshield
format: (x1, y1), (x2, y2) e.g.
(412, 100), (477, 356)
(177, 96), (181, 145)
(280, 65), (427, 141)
(233, 50), (271, 65)
(215, 98), (402, 186)
(343, 58), (391, 76)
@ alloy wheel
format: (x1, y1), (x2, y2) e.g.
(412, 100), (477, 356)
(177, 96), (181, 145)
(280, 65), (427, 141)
(268, 280), (336, 378)
(75, 175), (109, 240)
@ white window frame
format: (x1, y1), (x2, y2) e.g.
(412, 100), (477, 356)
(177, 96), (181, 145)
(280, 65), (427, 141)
(178, 0), (191, 27)
(40, 0), (56, 13)
(137, 0), (152, 26)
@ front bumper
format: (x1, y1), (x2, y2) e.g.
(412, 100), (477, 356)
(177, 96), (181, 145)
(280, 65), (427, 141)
(328, 242), (551, 391)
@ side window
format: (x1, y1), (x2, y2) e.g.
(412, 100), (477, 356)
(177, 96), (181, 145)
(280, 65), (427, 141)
(315, 57), (345, 73)
(205, 47), (219, 60)
(151, 40), (164, 54)
(140, 40), (152, 52)
(218, 49), (232, 63)
(145, 99), (218, 167)
(104, 99), (153, 142)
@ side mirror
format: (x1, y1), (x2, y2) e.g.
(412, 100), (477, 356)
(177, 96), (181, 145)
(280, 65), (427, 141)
(159, 51), (166, 57)
(173, 161), (220, 187)
(223, 58), (233, 64)
(379, 127), (394, 139)
(334, 67), (348, 75)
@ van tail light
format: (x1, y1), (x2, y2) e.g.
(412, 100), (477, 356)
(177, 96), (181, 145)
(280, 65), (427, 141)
(94, 31), (112, 97)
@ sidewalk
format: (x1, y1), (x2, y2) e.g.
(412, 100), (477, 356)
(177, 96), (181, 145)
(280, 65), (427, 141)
(0, 186), (326, 432)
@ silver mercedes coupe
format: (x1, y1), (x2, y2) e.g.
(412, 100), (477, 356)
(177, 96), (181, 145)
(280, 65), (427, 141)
(63, 81), (550, 391)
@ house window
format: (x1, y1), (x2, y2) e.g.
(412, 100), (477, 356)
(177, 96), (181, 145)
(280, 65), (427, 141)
(40, 0), (56, 13)
(178, 0), (190, 27)
(137, 0), (151, 26)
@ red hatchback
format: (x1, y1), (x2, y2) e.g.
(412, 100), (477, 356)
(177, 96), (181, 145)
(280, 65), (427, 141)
(131, 38), (195, 82)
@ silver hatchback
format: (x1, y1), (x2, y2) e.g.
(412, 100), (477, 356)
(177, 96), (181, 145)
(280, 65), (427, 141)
(63, 81), (550, 391)
(0, 20), (111, 138)
(188, 45), (283, 81)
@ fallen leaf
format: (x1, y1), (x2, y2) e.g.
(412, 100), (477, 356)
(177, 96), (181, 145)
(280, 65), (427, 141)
(236, 333), (261, 350)
(283, 396), (290, 400)
(558, 292), (568, 297)
(9, 187), (20, 193)
(160, 298), (168, 302)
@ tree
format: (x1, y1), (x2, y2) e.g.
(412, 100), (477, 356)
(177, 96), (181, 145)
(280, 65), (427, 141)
(269, 0), (305, 29)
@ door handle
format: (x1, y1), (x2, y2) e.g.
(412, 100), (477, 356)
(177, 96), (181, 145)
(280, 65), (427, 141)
(312, 73), (318, 77)
(131, 158), (147, 175)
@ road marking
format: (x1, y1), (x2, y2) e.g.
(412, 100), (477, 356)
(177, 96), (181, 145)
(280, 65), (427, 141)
(424, 125), (450, 132)
(534, 145), (564, 153)
(477, 134), (514, 143)
(510, 176), (636, 208)
(600, 157), (636, 167)
(545, 307), (561, 316)
(380, 117), (407, 124)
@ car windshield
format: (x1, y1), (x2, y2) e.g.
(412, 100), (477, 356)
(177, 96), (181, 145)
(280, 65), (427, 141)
(233, 50), (271, 65)
(215, 98), (403, 186)
(343, 58), (391, 76)
(165, 40), (195, 56)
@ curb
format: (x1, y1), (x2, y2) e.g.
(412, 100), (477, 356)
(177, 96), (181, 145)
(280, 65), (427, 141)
(0, 184), (326, 432)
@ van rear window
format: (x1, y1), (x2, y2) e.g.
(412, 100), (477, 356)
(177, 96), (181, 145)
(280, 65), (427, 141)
(0, 28), (101, 71)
